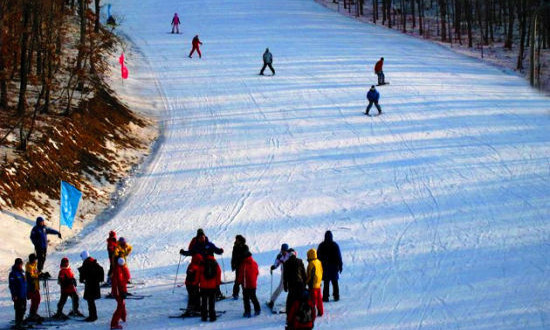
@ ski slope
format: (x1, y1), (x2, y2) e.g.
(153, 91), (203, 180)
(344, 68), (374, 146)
(1, 0), (549, 328)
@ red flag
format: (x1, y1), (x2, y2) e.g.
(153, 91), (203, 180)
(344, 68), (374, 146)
(119, 53), (125, 65)
(121, 64), (128, 79)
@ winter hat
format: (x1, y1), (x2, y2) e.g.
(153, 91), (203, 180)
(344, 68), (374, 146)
(109, 230), (117, 238)
(80, 250), (90, 261)
(36, 216), (45, 225)
(370, 85), (375, 90)
(197, 228), (205, 237)
(29, 253), (37, 262)
(14, 258), (23, 266)
(119, 237), (126, 244)
(380, 57), (384, 61)
(281, 243), (289, 252)
(117, 257), (125, 266)
(60, 257), (69, 267)
(235, 235), (246, 244)
(324, 230), (333, 242)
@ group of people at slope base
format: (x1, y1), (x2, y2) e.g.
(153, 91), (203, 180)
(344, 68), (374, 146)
(9, 217), (343, 330)
(9, 217), (133, 329)
(177, 228), (343, 329)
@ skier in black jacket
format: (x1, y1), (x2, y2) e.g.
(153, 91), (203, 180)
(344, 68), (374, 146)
(283, 249), (306, 324)
(78, 251), (104, 322)
(230, 235), (248, 299)
(317, 230), (343, 302)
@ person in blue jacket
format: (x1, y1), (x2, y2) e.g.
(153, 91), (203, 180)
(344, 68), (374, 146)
(30, 217), (61, 272)
(9, 258), (27, 329)
(365, 85), (382, 116)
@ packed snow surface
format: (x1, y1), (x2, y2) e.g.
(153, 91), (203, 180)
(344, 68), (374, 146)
(1, 0), (549, 329)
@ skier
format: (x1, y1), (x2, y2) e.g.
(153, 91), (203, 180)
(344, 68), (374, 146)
(287, 290), (316, 330)
(78, 250), (104, 322)
(114, 237), (132, 262)
(30, 216), (61, 272)
(231, 234), (248, 299)
(53, 257), (84, 319)
(267, 243), (290, 310)
(259, 48), (275, 76)
(199, 246), (222, 322)
(374, 57), (385, 85)
(317, 230), (342, 302)
(306, 248), (324, 316)
(188, 35), (203, 58)
(180, 229), (225, 300)
(365, 85), (382, 116)
(110, 257), (130, 329)
(9, 258), (27, 330)
(106, 231), (118, 285)
(25, 254), (44, 322)
(171, 13), (181, 34)
(184, 253), (203, 315)
(238, 247), (261, 317)
(283, 249), (306, 327)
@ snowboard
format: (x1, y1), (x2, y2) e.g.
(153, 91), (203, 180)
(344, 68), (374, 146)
(376, 82), (390, 86)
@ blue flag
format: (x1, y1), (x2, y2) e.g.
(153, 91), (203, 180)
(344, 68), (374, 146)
(107, 4), (112, 18)
(60, 181), (82, 229)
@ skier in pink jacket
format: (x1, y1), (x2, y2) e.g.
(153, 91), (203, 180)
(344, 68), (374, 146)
(171, 13), (180, 34)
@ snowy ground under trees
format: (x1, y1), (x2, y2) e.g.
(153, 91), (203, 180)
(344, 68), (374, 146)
(1, 0), (549, 329)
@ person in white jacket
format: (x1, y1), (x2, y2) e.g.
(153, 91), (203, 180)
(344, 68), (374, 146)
(267, 243), (290, 309)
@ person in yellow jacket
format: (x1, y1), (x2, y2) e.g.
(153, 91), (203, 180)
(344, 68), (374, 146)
(25, 254), (44, 322)
(306, 248), (324, 317)
(114, 237), (132, 262)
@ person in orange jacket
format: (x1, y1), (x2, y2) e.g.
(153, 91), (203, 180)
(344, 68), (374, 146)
(110, 257), (130, 329)
(306, 248), (323, 316)
(199, 247), (221, 322)
(184, 253), (203, 314)
(53, 257), (83, 319)
(238, 247), (261, 317)
(189, 35), (203, 58)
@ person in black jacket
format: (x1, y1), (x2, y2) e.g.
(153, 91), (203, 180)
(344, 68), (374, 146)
(78, 251), (104, 322)
(317, 230), (343, 302)
(259, 48), (275, 76)
(283, 249), (306, 325)
(231, 235), (248, 299)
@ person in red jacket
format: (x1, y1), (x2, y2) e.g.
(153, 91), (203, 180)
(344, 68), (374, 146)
(184, 253), (203, 314)
(171, 13), (180, 34)
(238, 248), (261, 317)
(287, 291), (316, 330)
(107, 231), (117, 286)
(110, 257), (130, 329)
(188, 35), (203, 59)
(374, 57), (385, 85)
(53, 257), (83, 319)
(199, 248), (221, 322)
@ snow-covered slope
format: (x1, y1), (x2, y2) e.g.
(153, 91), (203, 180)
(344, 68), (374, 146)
(1, 0), (549, 329)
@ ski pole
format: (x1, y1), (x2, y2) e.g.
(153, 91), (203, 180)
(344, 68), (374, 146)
(172, 254), (183, 294)
(270, 272), (273, 299)
(220, 258), (228, 296)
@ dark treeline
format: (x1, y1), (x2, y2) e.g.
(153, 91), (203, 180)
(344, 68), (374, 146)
(333, 0), (550, 88)
(0, 0), (113, 151)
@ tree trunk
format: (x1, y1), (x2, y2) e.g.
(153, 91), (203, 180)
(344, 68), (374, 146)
(504, 0), (515, 49)
(439, 0), (447, 41)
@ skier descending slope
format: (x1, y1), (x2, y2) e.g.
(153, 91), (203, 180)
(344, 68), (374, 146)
(171, 13), (181, 34)
(259, 48), (275, 75)
(365, 85), (382, 116)
(374, 57), (387, 85)
(188, 35), (203, 58)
